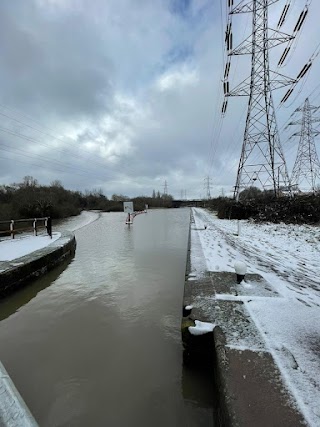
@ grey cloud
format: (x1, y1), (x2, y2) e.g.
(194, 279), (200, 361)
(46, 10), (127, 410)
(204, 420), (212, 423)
(0, 1), (114, 119)
(1, 0), (320, 199)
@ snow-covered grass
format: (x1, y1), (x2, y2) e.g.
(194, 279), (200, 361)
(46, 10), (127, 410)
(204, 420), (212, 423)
(191, 207), (320, 427)
(0, 233), (61, 261)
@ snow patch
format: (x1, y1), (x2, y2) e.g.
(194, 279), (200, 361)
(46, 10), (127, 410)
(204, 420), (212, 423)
(0, 232), (61, 261)
(188, 320), (215, 336)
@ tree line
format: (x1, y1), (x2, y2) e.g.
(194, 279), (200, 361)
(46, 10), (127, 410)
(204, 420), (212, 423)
(206, 187), (320, 224)
(0, 176), (174, 221)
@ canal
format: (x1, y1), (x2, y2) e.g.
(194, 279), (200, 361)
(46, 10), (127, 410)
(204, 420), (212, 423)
(0, 209), (214, 426)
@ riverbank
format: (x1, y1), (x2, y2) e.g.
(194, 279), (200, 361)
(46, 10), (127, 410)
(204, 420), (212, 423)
(182, 207), (320, 426)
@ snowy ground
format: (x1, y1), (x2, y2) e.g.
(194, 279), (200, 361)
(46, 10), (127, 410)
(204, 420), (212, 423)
(0, 211), (100, 262)
(0, 233), (61, 262)
(191, 207), (320, 427)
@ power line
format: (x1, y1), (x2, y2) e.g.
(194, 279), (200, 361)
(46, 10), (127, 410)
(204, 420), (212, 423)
(0, 110), (118, 171)
(0, 105), (145, 178)
(277, 1), (310, 68)
(0, 142), (115, 181)
(0, 112), (150, 181)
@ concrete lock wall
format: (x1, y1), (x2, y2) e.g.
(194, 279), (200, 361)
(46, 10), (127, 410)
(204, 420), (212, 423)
(0, 232), (76, 298)
(0, 361), (38, 427)
(181, 217), (305, 427)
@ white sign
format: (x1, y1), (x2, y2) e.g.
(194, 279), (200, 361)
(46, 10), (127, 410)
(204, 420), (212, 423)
(123, 202), (134, 213)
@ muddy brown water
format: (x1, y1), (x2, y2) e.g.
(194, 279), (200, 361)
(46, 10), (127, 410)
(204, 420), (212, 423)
(0, 209), (214, 426)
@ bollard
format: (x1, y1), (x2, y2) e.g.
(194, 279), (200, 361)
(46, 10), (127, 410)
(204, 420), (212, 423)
(237, 220), (241, 236)
(10, 220), (15, 239)
(234, 261), (247, 283)
(45, 217), (52, 238)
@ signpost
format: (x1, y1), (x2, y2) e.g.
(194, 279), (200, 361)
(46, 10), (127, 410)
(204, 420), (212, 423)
(123, 201), (148, 224)
(123, 202), (134, 224)
(123, 202), (134, 214)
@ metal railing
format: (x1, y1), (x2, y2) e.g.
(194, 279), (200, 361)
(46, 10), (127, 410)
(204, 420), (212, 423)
(0, 217), (52, 239)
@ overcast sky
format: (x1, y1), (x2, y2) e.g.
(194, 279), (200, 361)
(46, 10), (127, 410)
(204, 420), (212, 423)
(0, 0), (319, 199)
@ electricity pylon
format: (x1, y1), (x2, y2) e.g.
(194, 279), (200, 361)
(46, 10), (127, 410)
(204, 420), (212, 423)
(223, 0), (295, 200)
(163, 180), (168, 196)
(204, 176), (212, 199)
(287, 98), (320, 193)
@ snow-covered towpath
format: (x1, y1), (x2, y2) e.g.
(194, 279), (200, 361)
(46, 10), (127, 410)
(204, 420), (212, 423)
(191, 207), (320, 427)
(192, 208), (320, 306)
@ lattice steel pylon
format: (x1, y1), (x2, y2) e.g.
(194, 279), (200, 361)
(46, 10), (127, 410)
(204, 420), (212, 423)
(163, 180), (168, 196)
(223, 0), (296, 200)
(204, 176), (212, 199)
(287, 98), (320, 193)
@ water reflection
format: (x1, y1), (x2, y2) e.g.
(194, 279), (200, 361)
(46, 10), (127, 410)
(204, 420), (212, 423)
(0, 257), (74, 322)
